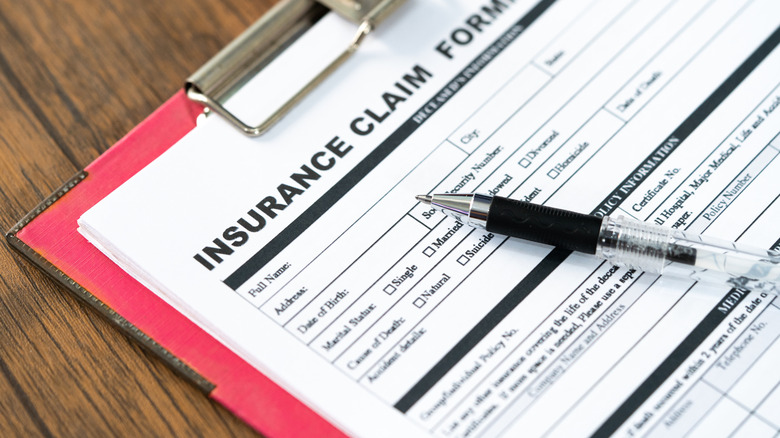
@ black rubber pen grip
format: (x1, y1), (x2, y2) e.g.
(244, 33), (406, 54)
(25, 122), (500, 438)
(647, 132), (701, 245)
(486, 197), (602, 254)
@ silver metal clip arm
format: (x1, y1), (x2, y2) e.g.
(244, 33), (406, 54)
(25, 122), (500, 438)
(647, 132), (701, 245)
(186, 0), (405, 137)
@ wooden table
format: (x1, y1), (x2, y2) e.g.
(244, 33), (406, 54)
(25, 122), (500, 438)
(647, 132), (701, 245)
(0, 1), (277, 435)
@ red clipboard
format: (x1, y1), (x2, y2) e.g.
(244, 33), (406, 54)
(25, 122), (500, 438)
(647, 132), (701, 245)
(7, 0), (408, 434)
(6, 90), (345, 438)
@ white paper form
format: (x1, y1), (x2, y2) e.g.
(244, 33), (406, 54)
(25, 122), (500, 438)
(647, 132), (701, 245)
(79, 0), (780, 436)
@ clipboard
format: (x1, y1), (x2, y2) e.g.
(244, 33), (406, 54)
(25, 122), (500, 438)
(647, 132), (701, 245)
(6, 0), (405, 435)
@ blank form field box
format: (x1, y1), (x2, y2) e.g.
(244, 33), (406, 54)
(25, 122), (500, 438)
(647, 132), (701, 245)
(547, 168), (560, 179)
(518, 158), (532, 168)
(413, 298), (426, 308)
(423, 246), (436, 257)
(383, 284), (397, 295)
(457, 255), (470, 266)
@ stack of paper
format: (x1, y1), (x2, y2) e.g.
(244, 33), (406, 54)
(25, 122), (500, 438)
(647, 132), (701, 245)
(79, 0), (780, 436)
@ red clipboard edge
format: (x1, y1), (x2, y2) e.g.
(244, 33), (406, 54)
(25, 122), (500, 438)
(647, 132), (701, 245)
(6, 91), (345, 438)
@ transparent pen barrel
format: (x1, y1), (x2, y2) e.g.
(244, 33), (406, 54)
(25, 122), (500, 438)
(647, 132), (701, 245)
(595, 216), (780, 294)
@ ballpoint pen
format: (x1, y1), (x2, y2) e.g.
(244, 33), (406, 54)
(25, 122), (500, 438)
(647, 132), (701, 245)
(416, 193), (780, 295)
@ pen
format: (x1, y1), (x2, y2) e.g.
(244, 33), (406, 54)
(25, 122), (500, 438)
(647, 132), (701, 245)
(416, 193), (780, 295)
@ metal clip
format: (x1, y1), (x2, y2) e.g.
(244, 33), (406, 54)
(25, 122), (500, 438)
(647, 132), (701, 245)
(186, 0), (406, 137)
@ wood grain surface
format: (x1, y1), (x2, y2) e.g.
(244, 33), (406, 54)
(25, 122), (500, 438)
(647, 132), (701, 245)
(0, 1), (279, 436)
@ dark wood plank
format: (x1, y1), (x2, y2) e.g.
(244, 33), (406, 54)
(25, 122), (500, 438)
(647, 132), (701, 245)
(0, 0), (280, 436)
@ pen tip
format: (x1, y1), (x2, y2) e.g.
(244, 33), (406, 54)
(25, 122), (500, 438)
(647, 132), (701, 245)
(416, 194), (432, 204)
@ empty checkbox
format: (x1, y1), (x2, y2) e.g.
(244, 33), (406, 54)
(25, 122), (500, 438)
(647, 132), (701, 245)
(423, 246), (436, 257)
(413, 298), (426, 308)
(457, 255), (470, 266)
(383, 284), (397, 295)
(519, 158), (531, 168)
(547, 168), (560, 179)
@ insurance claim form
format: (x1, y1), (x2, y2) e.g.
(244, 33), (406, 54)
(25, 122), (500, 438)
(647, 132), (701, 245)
(79, 0), (780, 436)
